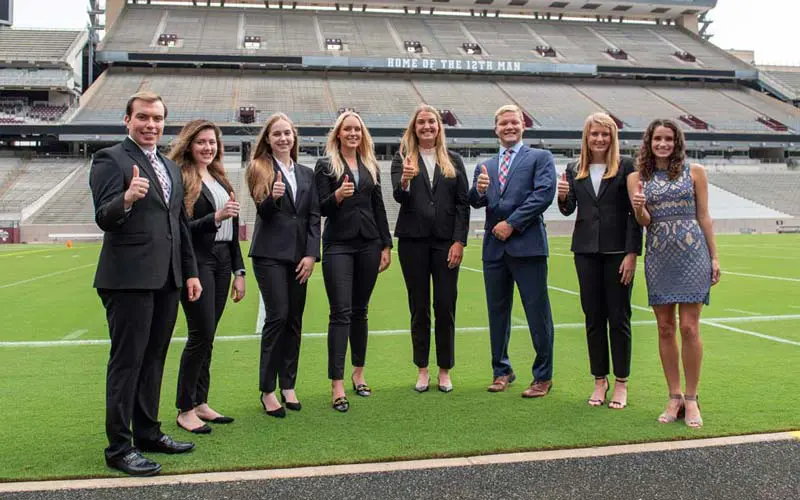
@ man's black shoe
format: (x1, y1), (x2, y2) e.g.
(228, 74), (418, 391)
(137, 434), (195, 454)
(105, 451), (161, 476)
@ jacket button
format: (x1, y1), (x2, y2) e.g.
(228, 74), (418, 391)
(429, 201), (435, 206)
(166, 234), (173, 240)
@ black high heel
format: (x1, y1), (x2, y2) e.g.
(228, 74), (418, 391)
(352, 378), (372, 397)
(280, 392), (302, 412)
(587, 376), (609, 407)
(176, 411), (212, 434)
(608, 378), (628, 410)
(332, 396), (349, 413)
(260, 394), (286, 418)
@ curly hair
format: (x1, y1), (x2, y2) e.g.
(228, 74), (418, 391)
(636, 118), (686, 182)
(167, 119), (231, 216)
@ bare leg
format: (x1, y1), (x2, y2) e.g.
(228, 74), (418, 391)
(679, 303), (704, 427)
(654, 304), (684, 422)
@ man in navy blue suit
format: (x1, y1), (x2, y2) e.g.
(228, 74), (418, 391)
(469, 104), (557, 398)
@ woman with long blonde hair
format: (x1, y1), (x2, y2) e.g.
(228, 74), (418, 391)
(168, 119), (245, 434)
(391, 105), (469, 393)
(557, 112), (641, 410)
(313, 110), (392, 412)
(246, 113), (320, 418)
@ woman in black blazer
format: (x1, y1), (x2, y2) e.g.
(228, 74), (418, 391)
(246, 113), (320, 418)
(391, 105), (470, 393)
(314, 111), (392, 413)
(168, 120), (246, 434)
(557, 112), (642, 410)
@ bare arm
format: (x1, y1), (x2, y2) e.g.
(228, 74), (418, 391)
(691, 164), (721, 285)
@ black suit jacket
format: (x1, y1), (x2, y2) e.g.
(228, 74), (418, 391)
(390, 149), (470, 245)
(557, 156), (642, 255)
(188, 181), (245, 272)
(314, 155), (392, 248)
(90, 137), (198, 290)
(249, 162), (321, 264)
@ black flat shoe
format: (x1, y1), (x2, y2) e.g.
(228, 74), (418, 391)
(176, 417), (212, 434)
(332, 396), (349, 413)
(106, 450), (161, 476)
(136, 435), (195, 454)
(352, 380), (372, 397)
(281, 393), (302, 411)
(204, 415), (234, 424)
(260, 394), (286, 418)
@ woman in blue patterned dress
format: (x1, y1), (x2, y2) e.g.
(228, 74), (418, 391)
(627, 119), (721, 428)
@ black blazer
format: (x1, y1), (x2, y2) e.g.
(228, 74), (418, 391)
(249, 161), (321, 264)
(390, 149), (470, 245)
(314, 155), (392, 248)
(90, 137), (198, 290)
(187, 180), (245, 272)
(557, 156), (642, 255)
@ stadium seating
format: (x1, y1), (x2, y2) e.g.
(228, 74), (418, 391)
(0, 29), (84, 62)
(707, 171), (800, 217)
(99, 6), (752, 71)
(0, 159), (83, 215)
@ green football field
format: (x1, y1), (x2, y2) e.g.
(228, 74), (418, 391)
(1, 234), (798, 481)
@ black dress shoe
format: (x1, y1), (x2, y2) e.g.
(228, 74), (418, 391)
(106, 450), (161, 476)
(203, 415), (235, 424)
(281, 393), (302, 411)
(137, 434), (195, 454)
(332, 396), (349, 413)
(352, 380), (372, 397)
(176, 418), (212, 434)
(261, 395), (286, 418)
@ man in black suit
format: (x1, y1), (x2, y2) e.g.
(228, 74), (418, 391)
(90, 91), (202, 476)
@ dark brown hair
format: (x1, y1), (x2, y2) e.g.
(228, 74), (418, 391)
(637, 118), (685, 181)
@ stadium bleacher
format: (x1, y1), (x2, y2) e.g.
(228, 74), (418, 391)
(0, 158), (83, 215)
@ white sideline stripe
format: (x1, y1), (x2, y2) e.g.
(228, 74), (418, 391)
(0, 432), (794, 493)
(0, 264), (95, 289)
(4, 314), (800, 348)
(701, 320), (800, 347)
(725, 271), (800, 283)
(61, 329), (88, 340)
(724, 308), (760, 316)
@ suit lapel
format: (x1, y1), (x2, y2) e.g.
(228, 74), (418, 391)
(579, 175), (598, 202)
(417, 153), (434, 198)
(275, 163), (296, 212)
(200, 182), (214, 209)
(123, 138), (167, 209)
(294, 166), (307, 210)
(500, 146), (526, 195)
(596, 176), (612, 201)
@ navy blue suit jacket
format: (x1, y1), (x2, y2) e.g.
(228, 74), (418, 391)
(468, 145), (557, 262)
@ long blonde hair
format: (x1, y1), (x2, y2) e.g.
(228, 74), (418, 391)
(167, 119), (231, 216)
(576, 113), (620, 180)
(399, 104), (455, 179)
(323, 111), (379, 182)
(246, 113), (299, 204)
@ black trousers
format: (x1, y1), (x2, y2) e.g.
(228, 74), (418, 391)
(175, 243), (232, 412)
(574, 253), (633, 379)
(252, 257), (307, 393)
(322, 238), (382, 380)
(98, 278), (180, 461)
(397, 238), (459, 369)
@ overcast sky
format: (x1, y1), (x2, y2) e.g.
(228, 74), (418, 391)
(10, 0), (800, 66)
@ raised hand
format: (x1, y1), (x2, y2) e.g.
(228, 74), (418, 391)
(124, 165), (150, 209)
(401, 156), (416, 189)
(631, 181), (647, 211)
(335, 174), (355, 203)
(215, 191), (240, 223)
(557, 171), (569, 201)
(476, 165), (490, 194)
(272, 171), (286, 200)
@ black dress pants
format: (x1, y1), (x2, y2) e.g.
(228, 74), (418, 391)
(397, 237), (459, 369)
(175, 243), (232, 411)
(252, 257), (307, 393)
(574, 253), (633, 379)
(322, 238), (382, 380)
(99, 278), (180, 461)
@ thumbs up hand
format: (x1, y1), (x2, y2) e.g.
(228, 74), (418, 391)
(215, 190), (240, 224)
(272, 170), (286, 200)
(476, 165), (490, 194)
(631, 180), (647, 211)
(124, 164), (150, 209)
(557, 171), (569, 201)
(401, 155), (416, 189)
(335, 174), (355, 204)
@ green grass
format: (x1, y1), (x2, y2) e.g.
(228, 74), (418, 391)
(1, 234), (799, 481)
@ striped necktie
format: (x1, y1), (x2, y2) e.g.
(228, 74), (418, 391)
(144, 149), (171, 202)
(499, 149), (512, 191)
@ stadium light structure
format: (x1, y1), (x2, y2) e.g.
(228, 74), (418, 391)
(462, 42), (482, 55)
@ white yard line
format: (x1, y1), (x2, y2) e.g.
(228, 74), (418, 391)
(724, 271), (800, 283)
(0, 264), (95, 289)
(701, 320), (800, 347)
(61, 329), (88, 340)
(724, 308), (760, 316)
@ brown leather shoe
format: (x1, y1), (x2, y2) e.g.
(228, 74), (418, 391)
(522, 380), (552, 398)
(487, 372), (516, 392)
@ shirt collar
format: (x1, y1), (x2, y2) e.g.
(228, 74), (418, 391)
(498, 142), (523, 159)
(128, 135), (157, 154)
(274, 156), (294, 173)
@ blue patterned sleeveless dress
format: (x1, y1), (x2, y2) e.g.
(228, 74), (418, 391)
(643, 163), (711, 306)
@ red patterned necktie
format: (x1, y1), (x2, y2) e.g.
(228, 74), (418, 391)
(144, 149), (171, 202)
(499, 149), (512, 191)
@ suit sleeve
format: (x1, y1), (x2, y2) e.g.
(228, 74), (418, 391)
(557, 163), (577, 216)
(468, 162), (488, 208)
(89, 149), (130, 232)
(189, 212), (218, 234)
(506, 151), (557, 233)
(306, 174), (322, 260)
(622, 159), (643, 255)
(179, 203), (199, 281)
(315, 158), (340, 217)
(452, 154), (470, 245)
(371, 169), (393, 249)
(390, 152), (411, 204)
(230, 216), (245, 273)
